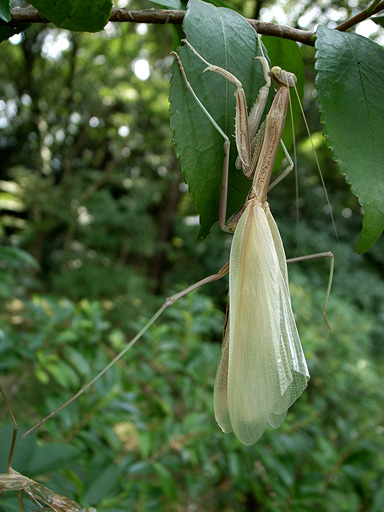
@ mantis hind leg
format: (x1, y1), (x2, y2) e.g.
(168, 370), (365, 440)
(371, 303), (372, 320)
(287, 251), (334, 329)
(18, 491), (25, 512)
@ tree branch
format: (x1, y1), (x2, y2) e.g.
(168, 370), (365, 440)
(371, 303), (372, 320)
(4, 2), (384, 46)
(5, 6), (315, 45)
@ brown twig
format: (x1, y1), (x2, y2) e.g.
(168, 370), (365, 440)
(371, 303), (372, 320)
(336, 0), (384, 31)
(4, 6), (315, 45)
(4, 2), (384, 47)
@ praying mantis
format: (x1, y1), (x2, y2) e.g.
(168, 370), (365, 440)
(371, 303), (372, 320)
(0, 386), (96, 512)
(172, 39), (333, 445)
(9, 32), (333, 450)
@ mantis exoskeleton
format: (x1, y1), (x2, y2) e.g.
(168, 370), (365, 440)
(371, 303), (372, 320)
(22, 35), (333, 447)
(0, 386), (96, 512)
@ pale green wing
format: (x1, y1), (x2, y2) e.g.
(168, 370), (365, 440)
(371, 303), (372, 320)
(265, 206), (289, 287)
(213, 304), (233, 433)
(227, 202), (309, 445)
(266, 205), (309, 415)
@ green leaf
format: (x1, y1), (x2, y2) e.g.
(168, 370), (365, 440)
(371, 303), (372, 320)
(48, 360), (80, 389)
(83, 463), (121, 504)
(0, 246), (39, 269)
(0, 0), (10, 23)
(371, 485), (384, 512)
(29, 0), (112, 32)
(153, 462), (178, 500)
(29, 443), (82, 476)
(170, 0), (269, 238)
(371, 15), (384, 28)
(315, 26), (384, 253)
(138, 430), (153, 458)
(0, 425), (38, 473)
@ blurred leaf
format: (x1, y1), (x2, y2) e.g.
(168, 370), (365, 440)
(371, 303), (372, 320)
(315, 26), (384, 253)
(371, 15), (384, 27)
(227, 451), (241, 480)
(83, 463), (121, 504)
(153, 462), (178, 500)
(35, 368), (50, 384)
(126, 460), (152, 475)
(0, 425), (37, 473)
(138, 431), (153, 459)
(28, 443), (83, 476)
(0, 246), (39, 268)
(48, 360), (79, 389)
(63, 345), (91, 377)
(370, 485), (384, 512)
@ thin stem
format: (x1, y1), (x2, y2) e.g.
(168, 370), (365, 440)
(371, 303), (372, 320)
(366, 0), (381, 14)
(5, 3), (384, 45)
(0, 385), (18, 472)
(4, 7), (316, 45)
(23, 304), (168, 437)
(336, 0), (384, 31)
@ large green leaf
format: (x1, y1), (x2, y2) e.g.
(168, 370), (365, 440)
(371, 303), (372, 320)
(170, 0), (270, 238)
(315, 26), (384, 253)
(170, 0), (304, 238)
(29, 0), (112, 32)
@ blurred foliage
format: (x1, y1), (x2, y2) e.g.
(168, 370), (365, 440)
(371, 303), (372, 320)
(1, 290), (383, 511)
(0, 0), (384, 511)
